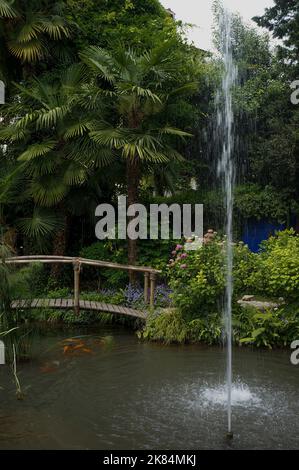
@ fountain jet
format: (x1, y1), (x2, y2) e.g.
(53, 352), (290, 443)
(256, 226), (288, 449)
(216, 6), (238, 437)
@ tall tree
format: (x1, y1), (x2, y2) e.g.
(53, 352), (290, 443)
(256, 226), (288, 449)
(79, 44), (195, 278)
(0, 0), (72, 87)
(0, 64), (113, 254)
(253, 0), (299, 74)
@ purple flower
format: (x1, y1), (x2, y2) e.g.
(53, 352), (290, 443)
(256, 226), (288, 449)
(176, 244), (183, 251)
(180, 253), (187, 259)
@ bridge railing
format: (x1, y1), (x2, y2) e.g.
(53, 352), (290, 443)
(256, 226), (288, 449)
(5, 256), (161, 312)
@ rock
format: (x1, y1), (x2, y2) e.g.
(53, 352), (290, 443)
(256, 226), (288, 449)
(241, 295), (255, 301)
(237, 300), (280, 312)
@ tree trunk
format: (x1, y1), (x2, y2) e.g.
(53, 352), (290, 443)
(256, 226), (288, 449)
(50, 213), (69, 280)
(127, 156), (140, 284)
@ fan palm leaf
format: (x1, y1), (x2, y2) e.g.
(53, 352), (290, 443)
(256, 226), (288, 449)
(18, 141), (57, 161)
(0, 0), (17, 18)
(17, 208), (64, 238)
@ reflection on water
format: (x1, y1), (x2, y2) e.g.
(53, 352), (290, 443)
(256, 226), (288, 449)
(0, 326), (298, 450)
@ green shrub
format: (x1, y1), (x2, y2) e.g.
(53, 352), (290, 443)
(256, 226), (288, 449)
(168, 240), (256, 320)
(47, 287), (71, 299)
(247, 229), (299, 300)
(188, 314), (223, 345)
(233, 306), (299, 348)
(141, 305), (299, 348)
(141, 309), (189, 344)
(80, 239), (173, 288)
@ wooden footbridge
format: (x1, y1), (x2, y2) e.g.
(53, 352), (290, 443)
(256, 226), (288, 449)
(5, 256), (161, 320)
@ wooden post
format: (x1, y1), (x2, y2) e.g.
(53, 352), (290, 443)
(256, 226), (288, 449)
(144, 272), (149, 304)
(73, 260), (81, 314)
(150, 273), (156, 308)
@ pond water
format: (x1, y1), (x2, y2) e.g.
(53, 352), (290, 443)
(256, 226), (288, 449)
(0, 326), (298, 450)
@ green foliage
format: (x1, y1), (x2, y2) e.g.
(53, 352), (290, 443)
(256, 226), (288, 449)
(80, 238), (172, 287)
(253, 0), (299, 69)
(65, 0), (175, 51)
(234, 185), (297, 224)
(47, 287), (71, 299)
(246, 230), (299, 300)
(188, 314), (223, 345)
(141, 309), (189, 344)
(233, 306), (299, 349)
(168, 239), (260, 321)
(80, 290), (125, 306)
(168, 241), (225, 320)
(80, 241), (128, 286)
(142, 303), (299, 348)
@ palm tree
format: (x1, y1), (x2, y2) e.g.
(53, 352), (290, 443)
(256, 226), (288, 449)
(0, 0), (71, 84)
(79, 44), (195, 278)
(0, 63), (114, 256)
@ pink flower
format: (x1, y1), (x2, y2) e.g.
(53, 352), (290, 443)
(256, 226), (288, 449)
(171, 250), (177, 256)
(180, 253), (187, 259)
(180, 264), (187, 269)
(176, 244), (183, 251)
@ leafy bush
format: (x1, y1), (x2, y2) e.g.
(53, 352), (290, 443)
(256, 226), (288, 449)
(141, 305), (299, 348)
(47, 287), (71, 299)
(141, 309), (189, 344)
(246, 229), (299, 300)
(233, 305), (299, 348)
(80, 239), (173, 288)
(168, 240), (255, 320)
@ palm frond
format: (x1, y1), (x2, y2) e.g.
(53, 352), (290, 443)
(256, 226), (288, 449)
(15, 110), (41, 129)
(0, 0), (18, 18)
(168, 82), (199, 97)
(118, 84), (161, 103)
(25, 152), (59, 177)
(40, 16), (70, 40)
(64, 121), (93, 139)
(62, 161), (87, 186)
(17, 208), (64, 238)
(66, 138), (115, 168)
(0, 163), (27, 203)
(159, 127), (193, 137)
(79, 46), (116, 84)
(89, 127), (127, 148)
(18, 141), (57, 161)
(8, 39), (44, 62)
(30, 174), (68, 206)
(16, 16), (43, 43)
(36, 105), (69, 129)
(0, 126), (28, 142)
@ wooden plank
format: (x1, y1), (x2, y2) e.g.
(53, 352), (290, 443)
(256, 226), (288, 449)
(10, 297), (147, 319)
(31, 299), (39, 308)
(81, 300), (91, 310)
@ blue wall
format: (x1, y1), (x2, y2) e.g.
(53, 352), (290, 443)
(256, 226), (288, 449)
(242, 220), (286, 252)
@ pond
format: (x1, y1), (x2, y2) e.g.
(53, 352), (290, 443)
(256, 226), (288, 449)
(0, 326), (298, 450)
